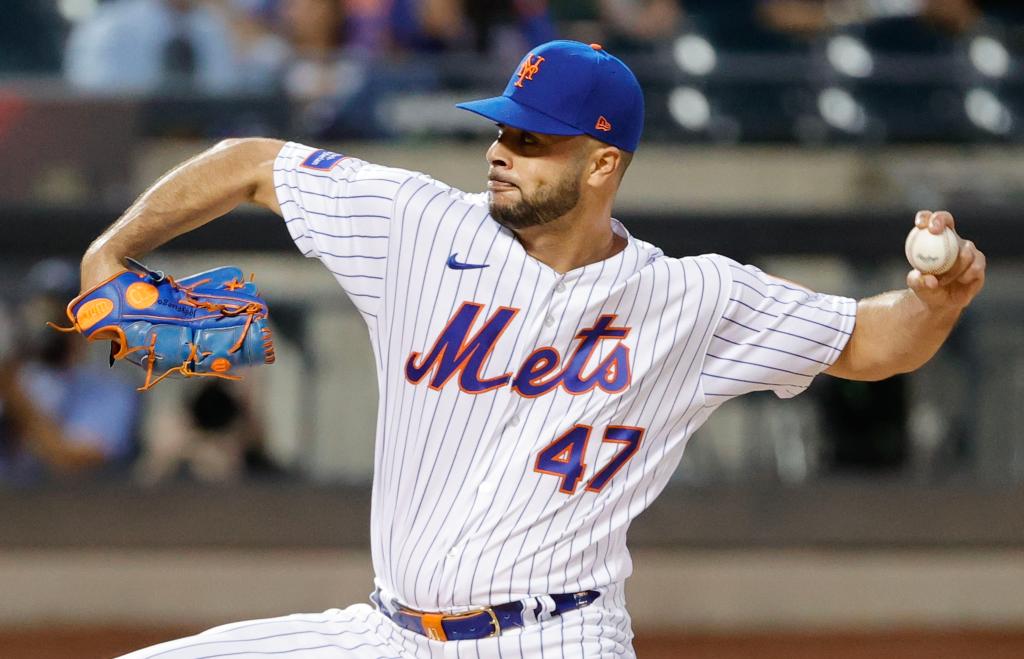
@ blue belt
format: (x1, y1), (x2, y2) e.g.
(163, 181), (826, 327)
(371, 589), (601, 642)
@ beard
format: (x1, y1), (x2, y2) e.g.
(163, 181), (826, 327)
(489, 169), (582, 231)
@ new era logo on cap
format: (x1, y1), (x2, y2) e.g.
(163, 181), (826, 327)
(455, 40), (645, 152)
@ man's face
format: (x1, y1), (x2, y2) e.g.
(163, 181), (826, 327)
(486, 125), (590, 231)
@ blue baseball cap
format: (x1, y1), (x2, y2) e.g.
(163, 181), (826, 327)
(456, 40), (644, 153)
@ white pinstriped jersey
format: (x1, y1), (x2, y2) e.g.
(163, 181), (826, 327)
(273, 142), (857, 613)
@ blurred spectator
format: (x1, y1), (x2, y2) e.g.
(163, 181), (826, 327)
(755, 0), (988, 39)
(277, 0), (371, 135)
(346, 0), (468, 54)
(64, 0), (241, 94)
(220, 0), (292, 93)
(464, 1), (558, 55)
(135, 378), (280, 484)
(597, 0), (684, 46)
(0, 1), (67, 74)
(0, 260), (138, 485)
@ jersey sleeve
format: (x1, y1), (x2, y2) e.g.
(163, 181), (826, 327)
(701, 256), (858, 401)
(273, 141), (414, 319)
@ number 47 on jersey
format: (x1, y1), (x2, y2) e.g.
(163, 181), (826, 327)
(534, 425), (645, 495)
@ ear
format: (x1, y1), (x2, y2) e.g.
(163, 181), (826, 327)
(586, 147), (622, 187)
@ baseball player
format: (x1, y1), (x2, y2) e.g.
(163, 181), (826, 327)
(79, 40), (985, 658)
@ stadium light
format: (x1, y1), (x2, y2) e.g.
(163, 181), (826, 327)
(964, 88), (1013, 135)
(58, 0), (99, 22)
(817, 87), (867, 133)
(673, 34), (717, 76)
(668, 87), (711, 131)
(826, 35), (874, 79)
(969, 36), (1010, 79)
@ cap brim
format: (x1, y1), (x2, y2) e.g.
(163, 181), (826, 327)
(456, 96), (583, 136)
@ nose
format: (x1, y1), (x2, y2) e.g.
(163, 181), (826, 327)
(487, 138), (510, 171)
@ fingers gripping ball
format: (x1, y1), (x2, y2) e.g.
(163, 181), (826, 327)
(52, 259), (274, 390)
(905, 225), (959, 275)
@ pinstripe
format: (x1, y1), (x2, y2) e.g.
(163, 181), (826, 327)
(702, 371), (799, 388)
(721, 316), (843, 351)
(779, 310), (852, 334)
(276, 181), (401, 200)
(197, 642), (396, 657)
(710, 333), (831, 365)
(705, 353), (815, 378)
(317, 251), (386, 260)
(728, 296), (778, 317)
(134, 608), (383, 658)
(732, 277), (857, 317)
(149, 628), (389, 657)
(273, 166), (405, 186)
(280, 203), (390, 220)
(306, 229), (388, 240)
(197, 611), (375, 638)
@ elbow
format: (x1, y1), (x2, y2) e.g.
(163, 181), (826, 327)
(212, 137), (260, 153)
(214, 136), (284, 150)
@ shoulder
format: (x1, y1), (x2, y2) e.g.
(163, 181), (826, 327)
(644, 252), (736, 286)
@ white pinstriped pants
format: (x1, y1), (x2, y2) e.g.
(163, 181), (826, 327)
(117, 583), (635, 658)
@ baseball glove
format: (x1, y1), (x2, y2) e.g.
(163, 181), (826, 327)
(51, 258), (274, 390)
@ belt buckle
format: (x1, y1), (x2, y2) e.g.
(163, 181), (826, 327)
(482, 606), (501, 638)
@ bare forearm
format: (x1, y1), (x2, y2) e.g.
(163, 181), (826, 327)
(836, 289), (961, 381)
(81, 137), (284, 290)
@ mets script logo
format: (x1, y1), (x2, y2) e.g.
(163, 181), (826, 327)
(514, 54), (545, 88)
(405, 302), (632, 397)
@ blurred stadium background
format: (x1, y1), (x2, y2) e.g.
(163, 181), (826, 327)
(2, 0), (1024, 657)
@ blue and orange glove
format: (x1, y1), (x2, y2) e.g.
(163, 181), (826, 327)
(52, 259), (274, 390)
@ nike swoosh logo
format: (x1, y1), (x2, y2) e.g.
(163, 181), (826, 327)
(446, 253), (489, 270)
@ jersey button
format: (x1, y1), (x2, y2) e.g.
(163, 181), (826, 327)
(508, 415), (521, 427)
(544, 315), (554, 327)
(447, 547), (460, 559)
(555, 282), (566, 293)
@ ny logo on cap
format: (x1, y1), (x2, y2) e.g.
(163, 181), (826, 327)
(514, 54), (545, 88)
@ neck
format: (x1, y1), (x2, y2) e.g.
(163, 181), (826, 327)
(513, 204), (625, 274)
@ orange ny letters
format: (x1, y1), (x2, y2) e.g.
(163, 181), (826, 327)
(515, 54), (545, 88)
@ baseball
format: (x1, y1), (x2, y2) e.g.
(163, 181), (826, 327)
(905, 225), (960, 275)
